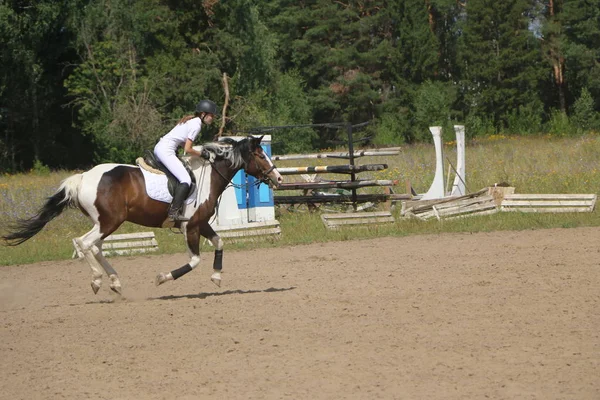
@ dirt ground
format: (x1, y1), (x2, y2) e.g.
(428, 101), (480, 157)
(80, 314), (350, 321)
(1, 227), (599, 400)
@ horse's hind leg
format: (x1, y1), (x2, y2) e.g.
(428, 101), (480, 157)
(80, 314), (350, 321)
(74, 225), (105, 294)
(95, 242), (122, 294)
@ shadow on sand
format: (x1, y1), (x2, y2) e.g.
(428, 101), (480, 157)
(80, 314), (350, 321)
(149, 286), (297, 301)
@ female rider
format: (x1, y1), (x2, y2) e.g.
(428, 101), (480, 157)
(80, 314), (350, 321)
(154, 99), (218, 221)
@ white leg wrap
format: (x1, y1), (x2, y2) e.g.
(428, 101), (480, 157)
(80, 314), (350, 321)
(211, 237), (224, 250)
(189, 255), (201, 269)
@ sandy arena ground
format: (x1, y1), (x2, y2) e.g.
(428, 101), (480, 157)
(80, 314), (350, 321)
(1, 227), (599, 400)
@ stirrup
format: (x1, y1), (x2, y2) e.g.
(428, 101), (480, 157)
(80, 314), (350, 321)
(168, 209), (189, 222)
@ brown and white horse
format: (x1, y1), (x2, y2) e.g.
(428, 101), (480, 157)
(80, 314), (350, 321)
(2, 136), (282, 295)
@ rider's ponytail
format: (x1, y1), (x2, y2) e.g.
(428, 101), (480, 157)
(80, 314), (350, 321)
(178, 112), (202, 125)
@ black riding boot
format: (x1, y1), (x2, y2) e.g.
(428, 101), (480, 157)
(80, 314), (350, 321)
(168, 182), (190, 221)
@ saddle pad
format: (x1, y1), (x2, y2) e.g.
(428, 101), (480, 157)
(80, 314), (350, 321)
(140, 168), (196, 205)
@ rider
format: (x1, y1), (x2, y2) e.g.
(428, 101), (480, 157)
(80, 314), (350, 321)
(154, 99), (218, 221)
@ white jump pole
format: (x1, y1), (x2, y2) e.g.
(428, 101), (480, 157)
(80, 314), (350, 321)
(450, 125), (466, 197)
(421, 126), (446, 200)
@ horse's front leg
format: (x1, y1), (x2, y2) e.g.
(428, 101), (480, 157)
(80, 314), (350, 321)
(199, 224), (224, 287)
(154, 221), (223, 288)
(155, 222), (202, 286)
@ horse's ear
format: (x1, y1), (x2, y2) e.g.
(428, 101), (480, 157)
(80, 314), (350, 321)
(249, 135), (263, 149)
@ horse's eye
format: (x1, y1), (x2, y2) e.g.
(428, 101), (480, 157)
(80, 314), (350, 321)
(258, 153), (265, 159)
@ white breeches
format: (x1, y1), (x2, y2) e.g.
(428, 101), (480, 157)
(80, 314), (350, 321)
(154, 144), (192, 185)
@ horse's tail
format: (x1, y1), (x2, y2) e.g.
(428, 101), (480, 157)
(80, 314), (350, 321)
(2, 174), (83, 246)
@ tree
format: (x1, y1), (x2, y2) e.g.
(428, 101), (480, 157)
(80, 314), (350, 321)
(0, 0), (84, 171)
(560, 0), (600, 112)
(65, 0), (222, 163)
(457, 0), (545, 133)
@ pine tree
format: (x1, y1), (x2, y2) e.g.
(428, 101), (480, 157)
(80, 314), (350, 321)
(560, 0), (600, 112)
(457, 0), (545, 132)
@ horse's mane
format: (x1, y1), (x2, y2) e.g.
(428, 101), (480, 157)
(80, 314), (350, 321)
(202, 137), (253, 169)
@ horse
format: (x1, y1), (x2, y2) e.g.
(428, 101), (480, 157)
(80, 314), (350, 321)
(2, 135), (283, 295)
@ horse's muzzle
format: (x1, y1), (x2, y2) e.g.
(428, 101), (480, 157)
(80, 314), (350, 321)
(265, 171), (283, 189)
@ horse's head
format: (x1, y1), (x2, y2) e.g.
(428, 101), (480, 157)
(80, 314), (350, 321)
(242, 135), (283, 189)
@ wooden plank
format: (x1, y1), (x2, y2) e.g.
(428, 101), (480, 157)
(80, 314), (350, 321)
(206, 221), (282, 243)
(436, 202), (497, 216)
(325, 217), (395, 226)
(411, 195), (495, 213)
(503, 194), (596, 200)
(321, 211), (395, 229)
(502, 200), (594, 207)
(416, 202), (497, 220)
(73, 231), (159, 258)
(213, 221), (280, 232)
(103, 239), (158, 250)
(501, 207), (593, 213)
(444, 209), (499, 221)
(501, 193), (596, 213)
(104, 248), (158, 256)
(322, 211), (393, 219)
(401, 188), (489, 215)
(218, 227), (281, 238)
(105, 232), (155, 241)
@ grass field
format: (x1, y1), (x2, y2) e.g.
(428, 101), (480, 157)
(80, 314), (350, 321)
(1, 134), (599, 266)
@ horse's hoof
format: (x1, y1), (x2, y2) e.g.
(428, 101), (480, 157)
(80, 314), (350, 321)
(110, 286), (122, 295)
(155, 273), (170, 286)
(109, 275), (122, 294)
(211, 272), (222, 287)
(90, 281), (101, 294)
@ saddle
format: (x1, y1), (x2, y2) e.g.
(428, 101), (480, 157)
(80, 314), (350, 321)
(139, 150), (197, 197)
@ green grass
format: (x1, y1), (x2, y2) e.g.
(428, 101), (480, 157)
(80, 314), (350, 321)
(1, 134), (599, 266)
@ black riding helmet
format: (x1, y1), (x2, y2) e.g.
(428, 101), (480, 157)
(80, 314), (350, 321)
(195, 99), (218, 115)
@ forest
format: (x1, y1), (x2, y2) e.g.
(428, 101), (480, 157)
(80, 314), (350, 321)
(1, 0), (599, 172)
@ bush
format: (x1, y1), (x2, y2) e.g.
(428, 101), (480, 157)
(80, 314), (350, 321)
(465, 114), (496, 138)
(373, 113), (408, 146)
(546, 109), (576, 136)
(413, 81), (456, 141)
(505, 102), (543, 135)
(31, 159), (51, 176)
(572, 88), (600, 133)
(230, 70), (316, 154)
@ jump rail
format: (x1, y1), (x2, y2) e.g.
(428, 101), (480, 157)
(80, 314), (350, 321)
(274, 193), (405, 205)
(276, 164), (387, 175)
(276, 179), (398, 191)
(272, 147), (401, 161)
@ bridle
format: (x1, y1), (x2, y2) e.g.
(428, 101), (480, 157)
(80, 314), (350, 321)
(207, 149), (277, 189)
(249, 151), (276, 183)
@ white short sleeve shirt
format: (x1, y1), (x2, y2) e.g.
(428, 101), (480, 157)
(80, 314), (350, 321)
(158, 117), (202, 153)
